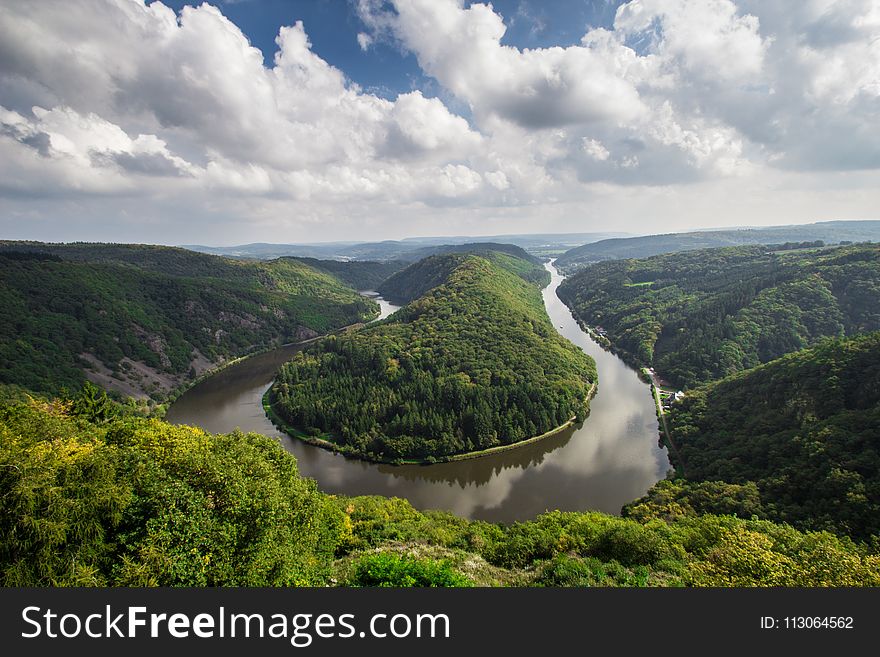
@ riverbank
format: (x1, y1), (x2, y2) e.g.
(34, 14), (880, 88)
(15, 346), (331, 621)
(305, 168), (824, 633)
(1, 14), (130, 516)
(645, 368), (685, 475)
(166, 259), (667, 521)
(160, 333), (325, 417)
(159, 302), (383, 416)
(263, 381), (598, 465)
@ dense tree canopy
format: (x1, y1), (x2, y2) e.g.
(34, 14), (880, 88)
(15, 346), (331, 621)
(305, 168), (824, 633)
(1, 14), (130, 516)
(269, 252), (595, 461)
(285, 257), (405, 291)
(3, 392), (877, 587)
(378, 250), (549, 305)
(664, 332), (880, 540)
(0, 391), (344, 586)
(0, 243), (378, 398)
(557, 244), (880, 388)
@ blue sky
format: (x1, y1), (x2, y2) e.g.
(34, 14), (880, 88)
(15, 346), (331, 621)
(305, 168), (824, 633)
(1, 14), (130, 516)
(0, 0), (878, 244)
(161, 1), (626, 99)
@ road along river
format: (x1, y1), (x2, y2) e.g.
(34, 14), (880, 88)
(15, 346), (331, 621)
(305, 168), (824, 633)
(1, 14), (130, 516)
(166, 264), (670, 522)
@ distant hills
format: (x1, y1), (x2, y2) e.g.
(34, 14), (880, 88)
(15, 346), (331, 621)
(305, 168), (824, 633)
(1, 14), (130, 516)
(555, 220), (880, 270)
(182, 221), (880, 269)
(182, 232), (626, 261)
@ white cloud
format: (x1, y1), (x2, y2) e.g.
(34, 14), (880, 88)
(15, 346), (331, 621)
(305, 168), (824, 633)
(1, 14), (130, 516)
(0, 0), (489, 203)
(484, 170), (509, 190)
(614, 0), (767, 82)
(0, 0), (877, 242)
(582, 138), (610, 162)
(358, 0), (760, 184)
(382, 0), (649, 129)
(357, 32), (373, 51)
(386, 91), (481, 157)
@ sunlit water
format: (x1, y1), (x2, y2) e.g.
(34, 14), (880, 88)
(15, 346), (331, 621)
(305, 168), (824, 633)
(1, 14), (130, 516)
(166, 263), (670, 521)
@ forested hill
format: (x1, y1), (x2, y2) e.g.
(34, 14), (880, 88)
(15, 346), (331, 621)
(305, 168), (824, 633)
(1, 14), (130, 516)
(401, 242), (543, 264)
(0, 243), (377, 400)
(555, 220), (880, 270)
(269, 252), (596, 462)
(283, 257), (405, 291)
(379, 249), (550, 305)
(0, 240), (254, 277)
(664, 333), (880, 540)
(557, 243), (880, 388)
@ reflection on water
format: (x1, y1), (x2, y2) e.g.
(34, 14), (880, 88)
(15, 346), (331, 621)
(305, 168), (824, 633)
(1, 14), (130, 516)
(166, 264), (670, 522)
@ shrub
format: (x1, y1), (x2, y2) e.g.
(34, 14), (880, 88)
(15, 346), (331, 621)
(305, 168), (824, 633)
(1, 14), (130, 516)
(346, 552), (472, 587)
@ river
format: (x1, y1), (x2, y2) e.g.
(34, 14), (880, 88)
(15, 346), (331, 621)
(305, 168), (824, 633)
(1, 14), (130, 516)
(166, 262), (670, 522)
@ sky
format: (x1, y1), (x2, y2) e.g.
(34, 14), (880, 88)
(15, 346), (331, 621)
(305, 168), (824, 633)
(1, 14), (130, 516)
(1, 0), (879, 245)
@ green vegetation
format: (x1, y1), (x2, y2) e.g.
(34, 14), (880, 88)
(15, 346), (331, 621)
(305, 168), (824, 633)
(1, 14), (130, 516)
(557, 243), (880, 388)
(378, 248), (549, 304)
(660, 333), (880, 541)
(558, 242), (880, 543)
(623, 480), (765, 523)
(401, 242), (544, 267)
(0, 390), (342, 586)
(269, 252), (594, 462)
(374, 253), (470, 305)
(3, 393), (877, 587)
(339, 495), (880, 587)
(285, 257), (405, 290)
(555, 220), (880, 270)
(345, 552), (473, 587)
(0, 242), (378, 400)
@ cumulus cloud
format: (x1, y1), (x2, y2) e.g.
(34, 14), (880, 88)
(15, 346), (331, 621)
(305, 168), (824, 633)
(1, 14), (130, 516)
(356, 0), (879, 184)
(582, 139), (610, 162)
(353, 0), (765, 184)
(0, 0), (496, 209)
(357, 32), (373, 50)
(385, 91), (482, 158)
(0, 0), (878, 242)
(614, 0), (767, 82)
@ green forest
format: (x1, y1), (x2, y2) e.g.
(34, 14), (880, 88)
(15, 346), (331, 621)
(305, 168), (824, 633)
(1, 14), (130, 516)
(285, 257), (405, 290)
(557, 243), (880, 388)
(2, 390), (877, 587)
(0, 243), (380, 400)
(660, 332), (880, 541)
(268, 252), (595, 462)
(3, 238), (879, 587)
(377, 248), (549, 304)
(554, 220), (880, 269)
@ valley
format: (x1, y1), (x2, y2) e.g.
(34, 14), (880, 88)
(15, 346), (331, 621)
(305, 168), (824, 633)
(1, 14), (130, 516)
(166, 259), (669, 522)
(2, 227), (880, 587)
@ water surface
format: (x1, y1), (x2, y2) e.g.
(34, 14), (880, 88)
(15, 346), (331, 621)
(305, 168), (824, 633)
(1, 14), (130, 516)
(166, 262), (669, 522)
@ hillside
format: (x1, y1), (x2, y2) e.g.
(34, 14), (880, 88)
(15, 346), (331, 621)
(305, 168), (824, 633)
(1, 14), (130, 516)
(268, 252), (595, 462)
(0, 243), (378, 400)
(375, 254), (468, 305)
(557, 243), (880, 388)
(663, 333), (880, 540)
(377, 248), (548, 306)
(555, 220), (880, 270)
(400, 242), (543, 265)
(2, 393), (877, 587)
(283, 257), (405, 290)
